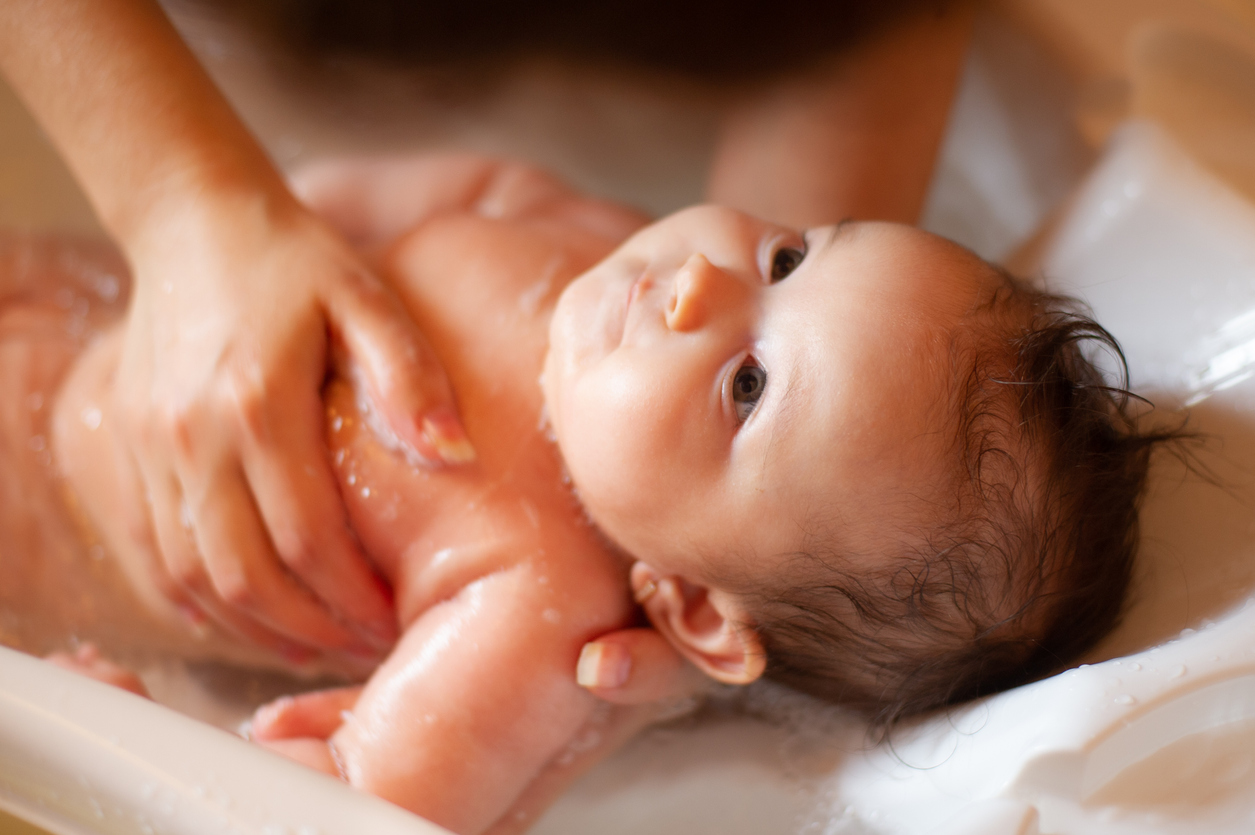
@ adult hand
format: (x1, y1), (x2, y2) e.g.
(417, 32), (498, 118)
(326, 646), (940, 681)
(576, 627), (706, 705)
(0, 0), (473, 661)
(114, 189), (474, 658)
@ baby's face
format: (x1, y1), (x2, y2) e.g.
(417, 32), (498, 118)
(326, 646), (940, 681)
(543, 206), (993, 589)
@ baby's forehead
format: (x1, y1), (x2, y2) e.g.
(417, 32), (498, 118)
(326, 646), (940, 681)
(746, 248), (1001, 557)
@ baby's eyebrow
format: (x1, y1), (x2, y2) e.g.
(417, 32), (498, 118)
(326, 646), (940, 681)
(817, 220), (853, 254)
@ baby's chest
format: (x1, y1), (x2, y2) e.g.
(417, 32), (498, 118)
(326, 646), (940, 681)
(324, 382), (623, 627)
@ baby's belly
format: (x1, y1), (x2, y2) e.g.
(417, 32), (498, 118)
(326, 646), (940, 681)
(0, 285), (176, 657)
(0, 236), (295, 668)
(0, 295), (96, 652)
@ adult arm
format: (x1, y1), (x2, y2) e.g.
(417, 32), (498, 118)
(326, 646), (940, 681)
(707, 2), (976, 228)
(0, 0), (473, 656)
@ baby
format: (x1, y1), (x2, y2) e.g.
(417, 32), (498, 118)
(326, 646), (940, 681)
(8, 153), (1161, 833)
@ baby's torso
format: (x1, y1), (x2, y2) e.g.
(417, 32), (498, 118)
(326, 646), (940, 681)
(45, 174), (649, 673)
(327, 208), (636, 633)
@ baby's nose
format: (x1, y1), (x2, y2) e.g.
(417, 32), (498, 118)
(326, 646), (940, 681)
(665, 253), (734, 332)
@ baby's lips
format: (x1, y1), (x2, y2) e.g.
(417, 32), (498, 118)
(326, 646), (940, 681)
(415, 406), (477, 466)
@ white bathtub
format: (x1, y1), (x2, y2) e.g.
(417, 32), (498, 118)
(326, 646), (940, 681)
(3, 2), (1255, 834)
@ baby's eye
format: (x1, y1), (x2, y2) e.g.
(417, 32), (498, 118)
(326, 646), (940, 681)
(732, 362), (766, 421)
(770, 245), (805, 283)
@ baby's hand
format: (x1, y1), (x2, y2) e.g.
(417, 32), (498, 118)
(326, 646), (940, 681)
(45, 644), (150, 698)
(249, 686), (363, 778)
(250, 685), (363, 743)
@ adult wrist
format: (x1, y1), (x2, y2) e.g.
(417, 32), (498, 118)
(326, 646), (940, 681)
(115, 156), (300, 269)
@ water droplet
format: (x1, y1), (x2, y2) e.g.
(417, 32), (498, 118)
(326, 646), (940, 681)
(81, 405), (103, 430)
(542, 608), (561, 625)
(360, 487), (371, 498)
(1171, 665), (1187, 679)
(1114, 694), (1137, 706)
(347, 473), (357, 485)
(332, 416), (344, 432)
(95, 274), (120, 302)
(1129, 662), (1142, 672)
(1180, 628), (1197, 638)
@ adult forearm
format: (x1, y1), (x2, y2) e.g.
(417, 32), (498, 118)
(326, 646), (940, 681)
(707, 2), (976, 228)
(0, 0), (288, 249)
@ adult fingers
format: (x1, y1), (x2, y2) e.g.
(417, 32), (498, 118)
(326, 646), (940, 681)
(185, 462), (367, 652)
(108, 424), (208, 627)
(138, 456), (316, 658)
(251, 686), (364, 741)
(576, 628), (708, 706)
(322, 272), (476, 468)
(238, 371), (397, 648)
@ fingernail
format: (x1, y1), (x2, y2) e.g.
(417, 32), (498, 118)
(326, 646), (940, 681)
(420, 407), (477, 465)
(577, 642), (630, 689)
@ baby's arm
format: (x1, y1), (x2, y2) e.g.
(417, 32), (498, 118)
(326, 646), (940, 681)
(256, 561), (629, 835)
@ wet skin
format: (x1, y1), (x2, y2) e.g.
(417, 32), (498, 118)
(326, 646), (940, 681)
(31, 157), (995, 834)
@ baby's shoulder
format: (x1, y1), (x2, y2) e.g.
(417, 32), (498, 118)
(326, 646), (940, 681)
(395, 495), (632, 635)
(295, 151), (647, 255)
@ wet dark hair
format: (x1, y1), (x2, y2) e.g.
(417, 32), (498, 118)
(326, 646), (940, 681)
(749, 269), (1188, 728)
(203, 0), (951, 81)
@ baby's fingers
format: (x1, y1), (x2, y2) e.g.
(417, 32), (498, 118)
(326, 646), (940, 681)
(255, 737), (342, 777)
(323, 274), (475, 467)
(251, 686), (364, 741)
(45, 644), (151, 698)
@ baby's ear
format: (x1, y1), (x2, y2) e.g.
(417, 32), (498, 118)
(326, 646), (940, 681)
(630, 563), (765, 686)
